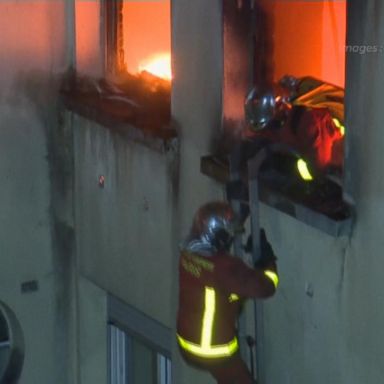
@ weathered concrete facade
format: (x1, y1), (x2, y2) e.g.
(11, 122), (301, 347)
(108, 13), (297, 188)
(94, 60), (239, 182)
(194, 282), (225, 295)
(1, 0), (384, 384)
(0, 1), (76, 383)
(172, 0), (224, 382)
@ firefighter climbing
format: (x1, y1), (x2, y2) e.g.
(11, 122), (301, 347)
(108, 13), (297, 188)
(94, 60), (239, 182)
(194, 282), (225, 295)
(176, 201), (278, 384)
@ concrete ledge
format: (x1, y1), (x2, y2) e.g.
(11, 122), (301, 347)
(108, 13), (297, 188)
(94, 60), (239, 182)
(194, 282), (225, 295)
(201, 155), (354, 237)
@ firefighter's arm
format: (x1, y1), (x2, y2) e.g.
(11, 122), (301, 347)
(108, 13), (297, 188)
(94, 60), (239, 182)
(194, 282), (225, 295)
(217, 258), (278, 299)
(252, 229), (278, 296)
(217, 229), (278, 298)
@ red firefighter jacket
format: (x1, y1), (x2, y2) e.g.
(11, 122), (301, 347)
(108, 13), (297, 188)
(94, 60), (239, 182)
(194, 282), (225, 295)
(244, 77), (345, 171)
(177, 250), (277, 359)
(261, 106), (343, 169)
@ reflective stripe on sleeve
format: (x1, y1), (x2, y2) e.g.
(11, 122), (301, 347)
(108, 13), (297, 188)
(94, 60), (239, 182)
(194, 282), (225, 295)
(297, 158), (313, 181)
(264, 270), (279, 288)
(332, 117), (345, 136)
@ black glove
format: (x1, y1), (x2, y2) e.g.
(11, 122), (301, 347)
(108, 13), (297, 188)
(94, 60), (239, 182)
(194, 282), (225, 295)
(244, 229), (277, 268)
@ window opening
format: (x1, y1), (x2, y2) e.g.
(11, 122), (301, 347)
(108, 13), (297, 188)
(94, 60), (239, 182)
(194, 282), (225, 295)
(108, 323), (172, 384)
(202, 0), (352, 236)
(157, 353), (172, 384)
(120, 1), (171, 80)
(104, 0), (172, 129)
(255, 1), (346, 87)
(107, 296), (172, 384)
(248, 1), (348, 216)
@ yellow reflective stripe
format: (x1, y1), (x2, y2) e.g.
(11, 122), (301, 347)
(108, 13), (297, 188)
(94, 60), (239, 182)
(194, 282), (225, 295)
(264, 270), (279, 288)
(229, 293), (240, 303)
(177, 334), (239, 358)
(297, 159), (313, 181)
(332, 118), (345, 136)
(177, 286), (239, 358)
(201, 287), (215, 348)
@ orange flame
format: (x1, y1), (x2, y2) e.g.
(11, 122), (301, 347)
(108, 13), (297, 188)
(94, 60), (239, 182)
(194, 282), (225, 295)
(138, 53), (172, 81)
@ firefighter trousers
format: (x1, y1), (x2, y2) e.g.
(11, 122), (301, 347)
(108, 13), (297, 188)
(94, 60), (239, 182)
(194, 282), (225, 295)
(179, 347), (253, 384)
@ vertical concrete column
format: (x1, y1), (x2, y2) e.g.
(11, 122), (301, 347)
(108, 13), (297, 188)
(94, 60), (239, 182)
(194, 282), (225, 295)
(171, 0), (224, 383)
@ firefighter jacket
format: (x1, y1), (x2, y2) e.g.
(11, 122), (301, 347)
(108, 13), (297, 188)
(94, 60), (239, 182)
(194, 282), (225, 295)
(293, 76), (344, 125)
(177, 250), (278, 359)
(286, 76), (344, 169)
(245, 77), (344, 171)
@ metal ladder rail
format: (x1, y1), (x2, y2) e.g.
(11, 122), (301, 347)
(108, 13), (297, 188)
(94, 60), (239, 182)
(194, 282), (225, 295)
(248, 143), (300, 383)
(248, 148), (268, 384)
(228, 157), (248, 362)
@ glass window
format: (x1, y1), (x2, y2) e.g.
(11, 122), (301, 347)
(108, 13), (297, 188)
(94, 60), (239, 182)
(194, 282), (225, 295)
(108, 323), (172, 384)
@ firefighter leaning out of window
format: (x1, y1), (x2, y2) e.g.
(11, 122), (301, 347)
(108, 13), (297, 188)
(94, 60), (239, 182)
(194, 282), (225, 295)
(176, 202), (278, 384)
(238, 75), (345, 179)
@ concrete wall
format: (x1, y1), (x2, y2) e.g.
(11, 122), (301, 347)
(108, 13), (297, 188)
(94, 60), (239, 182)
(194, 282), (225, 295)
(60, 0), (226, 383)
(172, 0), (225, 382)
(2, 1), (384, 384)
(68, 1), (384, 382)
(0, 0), (228, 381)
(0, 1), (76, 383)
(73, 115), (177, 327)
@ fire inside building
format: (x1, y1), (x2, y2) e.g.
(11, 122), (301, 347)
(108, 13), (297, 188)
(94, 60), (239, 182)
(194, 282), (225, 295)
(0, 0), (383, 383)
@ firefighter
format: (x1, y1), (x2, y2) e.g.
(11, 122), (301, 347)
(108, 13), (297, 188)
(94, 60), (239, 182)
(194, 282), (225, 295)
(242, 75), (345, 177)
(177, 201), (278, 384)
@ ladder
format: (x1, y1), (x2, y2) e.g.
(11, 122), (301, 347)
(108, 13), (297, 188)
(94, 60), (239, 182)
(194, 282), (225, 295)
(228, 147), (268, 382)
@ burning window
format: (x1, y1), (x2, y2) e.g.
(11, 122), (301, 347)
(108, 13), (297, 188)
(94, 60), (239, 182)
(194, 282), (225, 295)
(223, 1), (346, 119)
(223, 0), (347, 173)
(216, 1), (351, 232)
(104, 0), (172, 129)
(119, 1), (171, 81)
(253, 0), (347, 175)
(254, 0), (346, 87)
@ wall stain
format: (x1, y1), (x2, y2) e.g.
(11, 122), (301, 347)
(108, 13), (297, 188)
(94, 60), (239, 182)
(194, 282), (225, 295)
(12, 69), (77, 384)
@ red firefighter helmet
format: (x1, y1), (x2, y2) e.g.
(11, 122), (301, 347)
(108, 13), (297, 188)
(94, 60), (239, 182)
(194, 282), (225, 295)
(190, 202), (236, 253)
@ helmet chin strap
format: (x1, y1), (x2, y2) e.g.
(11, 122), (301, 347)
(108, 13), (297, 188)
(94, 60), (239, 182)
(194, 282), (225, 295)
(183, 237), (217, 257)
(183, 232), (233, 257)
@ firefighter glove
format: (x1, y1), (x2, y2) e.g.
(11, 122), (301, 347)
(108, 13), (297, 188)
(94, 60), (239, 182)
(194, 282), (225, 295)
(244, 229), (277, 268)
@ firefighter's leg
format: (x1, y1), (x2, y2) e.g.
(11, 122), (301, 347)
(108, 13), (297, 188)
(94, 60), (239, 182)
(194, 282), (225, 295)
(179, 347), (253, 384)
(208, 354), (253, 384)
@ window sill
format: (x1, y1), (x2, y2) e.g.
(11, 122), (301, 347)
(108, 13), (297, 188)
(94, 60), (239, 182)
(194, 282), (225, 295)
(201, 155), (354, 237)
(60, 76), (177, 152)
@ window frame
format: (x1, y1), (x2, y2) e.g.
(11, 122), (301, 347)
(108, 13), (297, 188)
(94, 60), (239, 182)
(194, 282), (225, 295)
(204, 0), (353, 238)
(107, 295), (172, 384)
(103, 0), (125, 76)
(102, 0), (172, 80)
